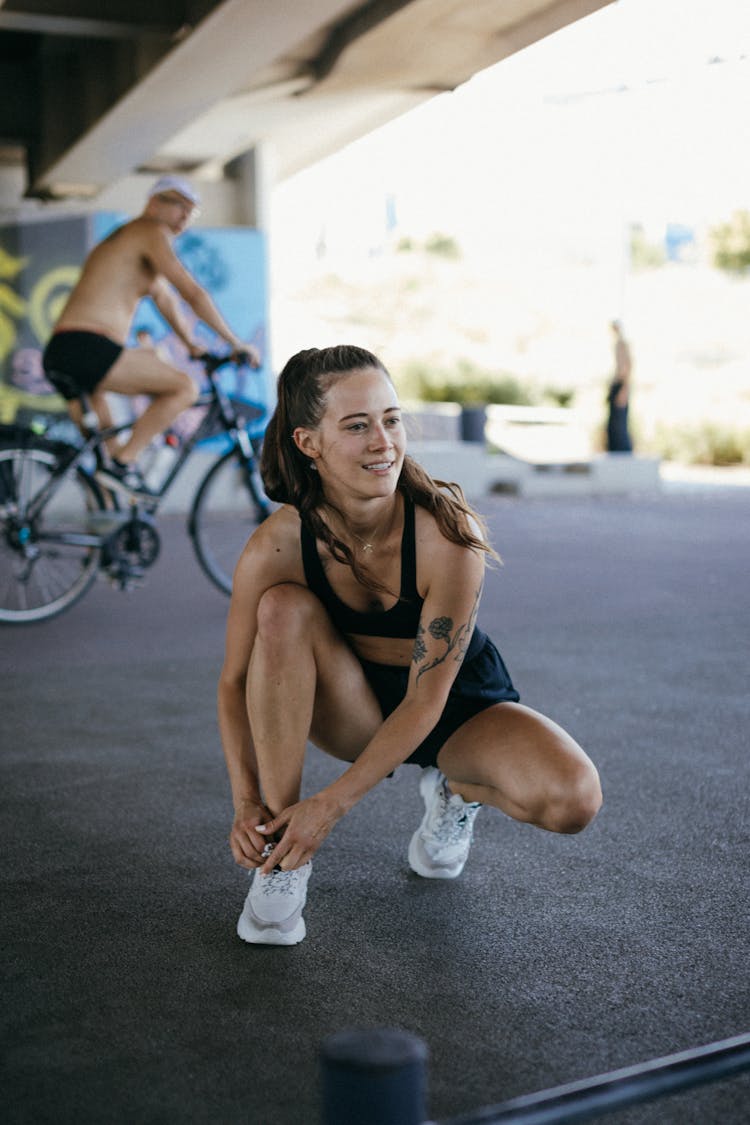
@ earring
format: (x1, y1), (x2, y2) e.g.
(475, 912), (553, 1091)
(308, 460), (318, 471)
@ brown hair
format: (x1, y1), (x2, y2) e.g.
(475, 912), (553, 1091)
(260, 345), (499, 592)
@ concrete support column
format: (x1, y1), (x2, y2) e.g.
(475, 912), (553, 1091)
(224, 143), (276, 372)
(226, 142), (276, 231)
(0, 165), (28, 212)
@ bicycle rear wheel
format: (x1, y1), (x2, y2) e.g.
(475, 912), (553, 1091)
(189, 446), (272, 595)
(0, 445), (105, 623)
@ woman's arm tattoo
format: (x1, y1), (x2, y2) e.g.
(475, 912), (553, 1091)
(412, 584), (482, 683)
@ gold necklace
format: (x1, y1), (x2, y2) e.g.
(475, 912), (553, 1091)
(350, 510), (395, 553)
(327, 499), (398, 555)
(351, 531), (376, 553)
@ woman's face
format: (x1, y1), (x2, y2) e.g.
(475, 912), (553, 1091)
(295, 366), (405, 500)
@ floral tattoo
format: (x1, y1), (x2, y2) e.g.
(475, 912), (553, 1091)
(412, 585), (482, 683)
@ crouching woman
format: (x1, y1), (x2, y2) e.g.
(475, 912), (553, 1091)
(217, 345), (602, 945)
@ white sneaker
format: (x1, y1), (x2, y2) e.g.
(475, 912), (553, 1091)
(237, 858), (312, 946)
(408, 767), (481, 879)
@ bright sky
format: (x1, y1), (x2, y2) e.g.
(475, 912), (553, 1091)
(271, 0), (750, 275)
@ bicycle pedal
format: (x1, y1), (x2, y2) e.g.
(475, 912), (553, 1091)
(107, 563), (145, 590)
(121, 579), (145, 592)
(113, 577), (145, 592)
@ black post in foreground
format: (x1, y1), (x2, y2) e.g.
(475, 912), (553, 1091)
(321, 1027), (429, 1125)
(443, 1031), (750, 1124)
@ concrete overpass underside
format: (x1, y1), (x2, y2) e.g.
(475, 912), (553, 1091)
(0, 0), (612, 218)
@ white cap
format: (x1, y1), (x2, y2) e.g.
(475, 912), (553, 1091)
(147, 175), (201, 207)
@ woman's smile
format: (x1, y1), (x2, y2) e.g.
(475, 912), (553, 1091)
(362, 459), (396, 474)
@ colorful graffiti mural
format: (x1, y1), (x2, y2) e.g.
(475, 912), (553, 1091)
(0, 218), (87, 427)
(0, 214), (269, 433)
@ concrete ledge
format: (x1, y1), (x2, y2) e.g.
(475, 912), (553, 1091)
(408, 441), (495, 498)
(486, 403), (593, 464)
(408, 442), (662, 498)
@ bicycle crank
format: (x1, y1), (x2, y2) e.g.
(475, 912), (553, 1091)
(103, 514), (161, 589)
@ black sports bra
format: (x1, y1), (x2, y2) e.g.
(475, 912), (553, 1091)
(300, 495), (422, 638)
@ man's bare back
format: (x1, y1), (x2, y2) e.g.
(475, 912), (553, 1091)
(56, 219), (182, 344)
(43, 176), (260, 491)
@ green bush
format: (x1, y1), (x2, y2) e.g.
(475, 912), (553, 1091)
(396, 358), (536, 406)
(392, 231), (460, 258)
(542, 385), (576, 408)
(424, 232), (461, 260)
(630, 224), (666, 270)
(650, 421), (750, 466)
(710, 210), (750, 275)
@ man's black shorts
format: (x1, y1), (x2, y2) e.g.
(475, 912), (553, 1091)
(43, 330), (123, 400)
(360, 632), (520, 770)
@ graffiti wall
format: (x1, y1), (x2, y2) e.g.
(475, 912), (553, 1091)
(0, 217), (87, 427)
(0, 213), (269, 434)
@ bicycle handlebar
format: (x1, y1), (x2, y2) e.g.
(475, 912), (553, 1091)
(199, 351), (259, 376)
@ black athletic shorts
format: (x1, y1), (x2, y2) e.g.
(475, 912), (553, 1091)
(360, 632), (520, 770)
(43, 330), (123, 400)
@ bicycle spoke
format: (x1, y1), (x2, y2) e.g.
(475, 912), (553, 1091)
(0, 446), (103, 623)
(189, 448), (272, 595)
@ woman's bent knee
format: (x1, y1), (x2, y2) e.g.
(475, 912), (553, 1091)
(545, 764), (602, 834)
(256, 583), (322, 644)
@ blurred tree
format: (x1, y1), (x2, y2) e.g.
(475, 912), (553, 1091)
(629, 224), (665, 270)
(711, 210), (750, 274)
(424, 232), (461, 260)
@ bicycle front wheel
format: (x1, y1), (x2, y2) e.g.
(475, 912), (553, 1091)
(0, 445), (104, 624)
(189, 446), (271, 595)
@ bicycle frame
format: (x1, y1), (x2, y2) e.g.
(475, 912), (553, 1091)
(141, 366), (266, 505)
(15, 433), (108, 551)
(1, 354), (270, 621)
(21, 356), (264, 527)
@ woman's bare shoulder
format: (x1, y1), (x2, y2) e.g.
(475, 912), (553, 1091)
(413, 496), (486, 581)
(413, 497), (471, 550)
(246, 503), (301, 551)
(235, 505), (304, 581)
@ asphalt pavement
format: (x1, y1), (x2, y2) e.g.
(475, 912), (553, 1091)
(2, 484), (749, 1124)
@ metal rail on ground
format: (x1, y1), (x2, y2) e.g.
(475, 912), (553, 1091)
(320, 1029), (750, 1125)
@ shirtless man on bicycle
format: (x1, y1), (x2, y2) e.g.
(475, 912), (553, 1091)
(42, 175), (260, 495)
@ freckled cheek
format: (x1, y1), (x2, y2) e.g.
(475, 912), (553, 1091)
(326, 436), (347, 454)
(317, 437), (353, 467)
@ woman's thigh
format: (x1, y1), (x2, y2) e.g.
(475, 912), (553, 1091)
(251, 582), (384, 763)
(437, 701), (601, 832)
(268, 587), (385, 762)
(308, 642), (385, 763)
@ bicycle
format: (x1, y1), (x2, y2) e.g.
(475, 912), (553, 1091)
(0, 353), (273, 624)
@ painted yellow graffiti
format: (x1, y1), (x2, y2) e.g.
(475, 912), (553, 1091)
(0, 236), (80, 361)
(0, 244), (28, 280)
(0, 285), (27, 360)
(28, 265), (81, 344)
(0, 244), (30, 361)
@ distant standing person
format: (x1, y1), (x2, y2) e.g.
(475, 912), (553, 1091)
(42, 175), (260, 496)
(606, 320), (633, 453)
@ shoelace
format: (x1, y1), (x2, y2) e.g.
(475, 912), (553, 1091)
(258, 867), (303, 898)
(427, 784), (479, 846)
(257, 843), (303, 897)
